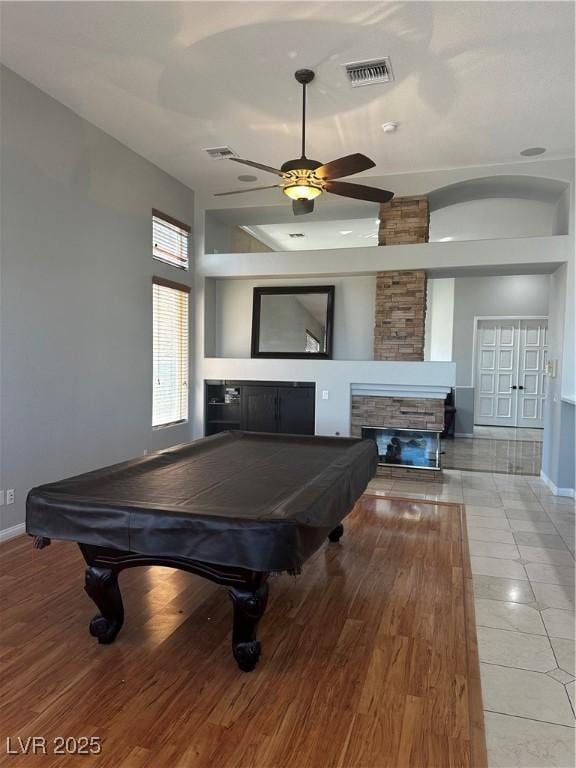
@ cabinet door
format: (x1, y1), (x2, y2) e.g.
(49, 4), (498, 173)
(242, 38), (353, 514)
(242, 386), (278, 433)
(277, 387), (315, 435)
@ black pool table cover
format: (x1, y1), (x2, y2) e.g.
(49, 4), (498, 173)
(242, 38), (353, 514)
(26, 431), (378, 573)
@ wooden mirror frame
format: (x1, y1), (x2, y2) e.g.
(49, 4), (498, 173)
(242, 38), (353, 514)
(251, 286), (335, 359)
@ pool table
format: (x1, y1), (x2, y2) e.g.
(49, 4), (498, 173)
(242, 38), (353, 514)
(26, 431), (377, 671)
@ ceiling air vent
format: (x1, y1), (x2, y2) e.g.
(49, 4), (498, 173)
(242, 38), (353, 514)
(288, 233), (305, 238)
(344, 57), (394, 87)
(203, 146), (238, 160)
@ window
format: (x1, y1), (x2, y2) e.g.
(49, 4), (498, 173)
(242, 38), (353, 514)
(305, 329), (321, 353)
(153, 278), (190, 427)
(152, 209), (190, 269)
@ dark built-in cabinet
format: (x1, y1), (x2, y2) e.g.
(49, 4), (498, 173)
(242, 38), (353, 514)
(205, 380), (315, 437)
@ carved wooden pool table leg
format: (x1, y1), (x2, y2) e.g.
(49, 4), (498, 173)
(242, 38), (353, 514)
(328, 523), (344, 542)
(77, 544), (272, 669)
(84, 566), (125, 644)
(228, 577), (269, 672)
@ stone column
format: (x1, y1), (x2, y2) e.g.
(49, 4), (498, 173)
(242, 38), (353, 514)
(373, 270), (427, 361)
(378, 195), (429, 245)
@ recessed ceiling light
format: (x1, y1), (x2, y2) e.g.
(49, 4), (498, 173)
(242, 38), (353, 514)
(238, 174), (258, 182)
(339, 230), (353, 235)
(520, 147), (546, 157)
(381, 122), (399, 134)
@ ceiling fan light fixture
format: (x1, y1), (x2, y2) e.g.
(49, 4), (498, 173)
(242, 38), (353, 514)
(214, 69), (394, 213)
(283, 183), (323, 201)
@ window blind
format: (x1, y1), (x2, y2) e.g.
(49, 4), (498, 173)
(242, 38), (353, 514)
(152, 209), (190, 269)
(153, 278), (190, 428)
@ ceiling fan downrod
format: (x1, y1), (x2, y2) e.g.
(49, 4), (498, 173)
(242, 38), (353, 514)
(294, 68), (315, 160)
(214, 66), (394, 214)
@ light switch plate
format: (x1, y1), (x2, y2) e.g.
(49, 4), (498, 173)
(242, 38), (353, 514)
(322, 390), (329, 400)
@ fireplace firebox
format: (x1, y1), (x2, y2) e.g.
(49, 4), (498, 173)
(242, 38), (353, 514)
(361, 426), (441, 471)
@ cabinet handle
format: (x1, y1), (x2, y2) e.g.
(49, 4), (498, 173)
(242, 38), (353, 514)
(518, 385), (524, 390)
(512, 385), (517, 390)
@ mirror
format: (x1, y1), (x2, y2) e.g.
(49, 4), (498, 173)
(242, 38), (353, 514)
(251, 286), (335, 359)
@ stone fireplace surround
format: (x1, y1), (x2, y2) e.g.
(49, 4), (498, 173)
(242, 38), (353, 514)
(351, 393), (444, 481)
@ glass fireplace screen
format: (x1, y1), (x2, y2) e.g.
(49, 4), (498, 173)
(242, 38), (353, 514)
(361, 427), (441, 470)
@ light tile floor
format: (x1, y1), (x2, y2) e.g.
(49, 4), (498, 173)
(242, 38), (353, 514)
(442, 435), (543, 475)
(474, 426), (544, 443)
(366, 470), (575, 766)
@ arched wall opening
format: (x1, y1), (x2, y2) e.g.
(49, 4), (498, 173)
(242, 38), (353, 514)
(429, 175), (570, 241)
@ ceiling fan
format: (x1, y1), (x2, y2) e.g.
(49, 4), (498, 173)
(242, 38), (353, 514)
(215, 69), (394, 215)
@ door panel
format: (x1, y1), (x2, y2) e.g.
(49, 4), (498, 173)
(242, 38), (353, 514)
(277, 387), (315, 435)
(500, 324), (515, 346)
(475, 321), (518, 426)
(498, 348), (514, 370)
(496, 397), (512, 418)
(241, 386), (278, 433)
(517, 320), (547, 428)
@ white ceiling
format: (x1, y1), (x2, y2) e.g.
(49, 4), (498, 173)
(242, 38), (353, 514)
(1, 1), (574, 209)
(246, 218), (379, 251)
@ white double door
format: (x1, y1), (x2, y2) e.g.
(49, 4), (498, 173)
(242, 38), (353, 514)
(475, 318), (548, 428)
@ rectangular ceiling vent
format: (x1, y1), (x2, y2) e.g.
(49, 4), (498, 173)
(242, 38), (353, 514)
(288, 233), (305, 238)
(203, 146), (238, 160)
(344, 57), (394, 87)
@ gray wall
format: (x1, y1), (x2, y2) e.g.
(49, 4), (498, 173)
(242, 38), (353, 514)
(204, 212), (233, 254)
(0, 66), (195, 532)
(454, 387), (475, 436)
(452, 274), (550, 387)
(208, 275), (376, 360)
(541, 264), (575, 492)
(430, 198), (563, 241)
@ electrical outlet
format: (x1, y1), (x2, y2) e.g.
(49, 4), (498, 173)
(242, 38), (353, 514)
(6, 489), (15, 505)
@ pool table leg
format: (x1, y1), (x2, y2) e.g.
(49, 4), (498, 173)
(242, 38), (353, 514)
(84, 566), (124, 645)
(328, 523), (344, 543)
(228, 576), (269, 672)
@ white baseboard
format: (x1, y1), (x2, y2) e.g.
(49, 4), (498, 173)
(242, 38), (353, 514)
(540, 470), (576, 498)
(0, 522), (26, 543)
(454, 432), (475, 438)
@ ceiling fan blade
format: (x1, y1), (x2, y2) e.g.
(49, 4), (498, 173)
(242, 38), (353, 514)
(293, 199), (315, 216)
(214, 185), (281, 197)
(315, 153), (375, 180)
(324, 180), (394, 204)
(229, 158), (284, 176)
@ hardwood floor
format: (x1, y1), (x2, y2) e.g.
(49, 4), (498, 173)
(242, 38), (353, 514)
(0, 497), (486, 767)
